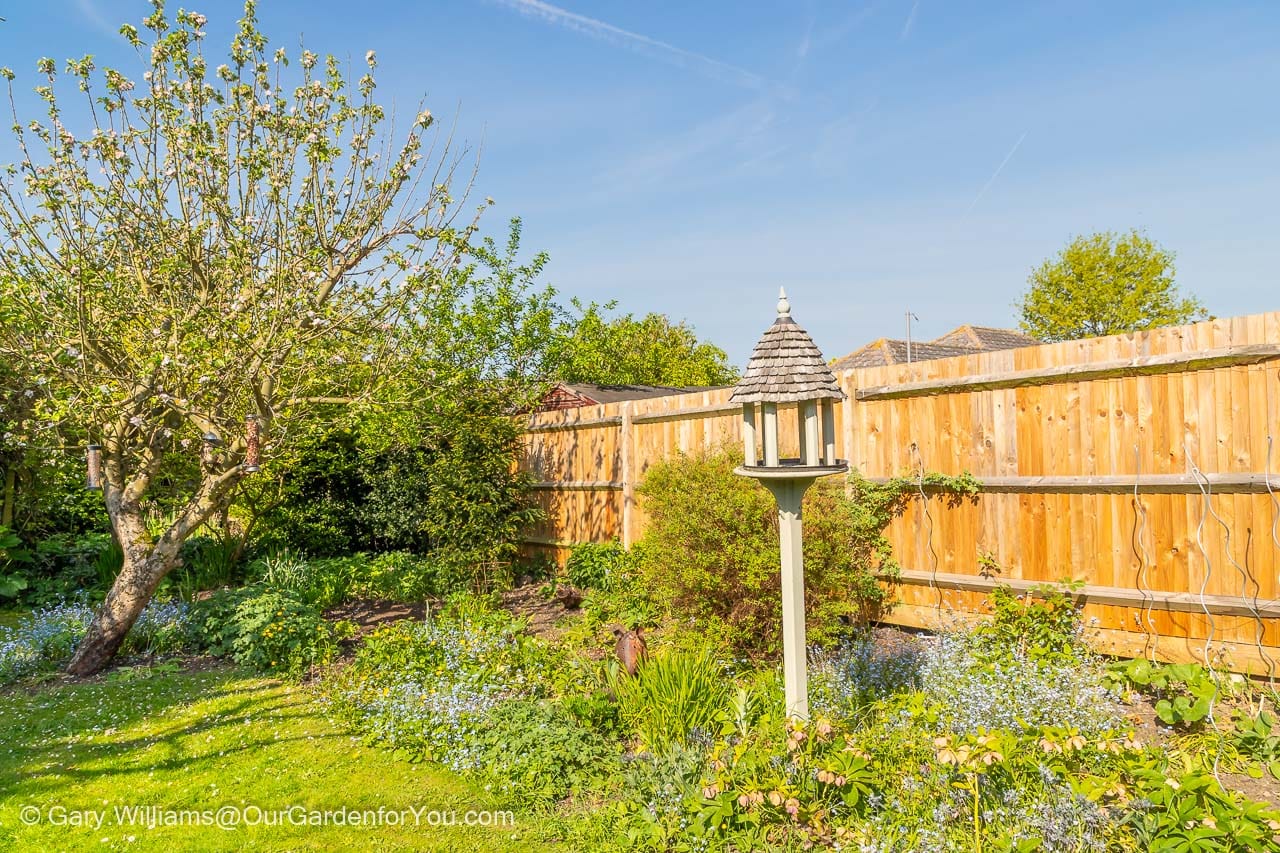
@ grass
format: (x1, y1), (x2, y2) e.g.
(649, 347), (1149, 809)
(0, 662), (560, 852)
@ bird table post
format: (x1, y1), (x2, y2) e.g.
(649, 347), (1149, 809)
(730, 288), (848, 720)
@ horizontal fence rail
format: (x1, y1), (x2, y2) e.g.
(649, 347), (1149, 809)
(518, 311), (1280, 673)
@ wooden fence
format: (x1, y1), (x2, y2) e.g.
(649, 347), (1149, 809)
(519, 312), (1280, 673)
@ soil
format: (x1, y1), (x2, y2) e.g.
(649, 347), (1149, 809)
(11, 653), (235, 693)
(499, 582), (583, 644)
(323, 598), (431, 636)
(1121, 688), (1280, 808)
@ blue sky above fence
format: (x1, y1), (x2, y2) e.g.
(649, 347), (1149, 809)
(4, 1), (1279, 364)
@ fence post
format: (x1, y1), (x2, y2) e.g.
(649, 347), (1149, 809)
(621, 401), (634, 547)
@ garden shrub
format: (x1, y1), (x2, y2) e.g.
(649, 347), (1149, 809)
(973, 583), (1084, 664)
(186, 585), (336, 679)
(246, 410), (539, 594)
(186, 586), (256, 658)
(565, 541), (626, 591)
(227, 589), (338, 678)
(569, 544), (659, 642)
(634, 447), (976, 654)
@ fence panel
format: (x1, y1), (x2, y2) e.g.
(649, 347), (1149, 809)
(518, 312), (1280, 672)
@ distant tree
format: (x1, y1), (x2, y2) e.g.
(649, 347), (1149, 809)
(1017, 230), (1206, 342)
(552, 300), (739, 387)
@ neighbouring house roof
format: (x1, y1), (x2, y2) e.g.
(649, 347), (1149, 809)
(830, 324), (1038, 371)
(932, 325), (1040, 351)
(730, 290), (845, 404)
(537, 382), (715, 411)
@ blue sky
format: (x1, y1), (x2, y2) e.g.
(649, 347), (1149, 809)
(2, 1), (1278, 363)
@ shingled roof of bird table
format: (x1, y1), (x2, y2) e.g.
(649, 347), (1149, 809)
(729, 290), (846, 404)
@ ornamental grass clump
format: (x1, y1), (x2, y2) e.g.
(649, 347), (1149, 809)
(609, 648), (731, 754)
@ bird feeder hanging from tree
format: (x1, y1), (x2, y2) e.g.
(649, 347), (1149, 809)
(243, 414), (261, 473)
(85, 444), (103, 490)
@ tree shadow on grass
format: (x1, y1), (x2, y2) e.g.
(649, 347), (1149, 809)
(0, 667), (346, 800)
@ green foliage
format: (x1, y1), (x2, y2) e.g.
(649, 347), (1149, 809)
(634, 448), (976, 654)
(696, 716), (878, 846)
(186, 586), (335, 679)
(609, 648), (731, 753)
(1230, 709), (1280, 780)
(185, 587), (256, 658)
(227, 590), (337, 679)
(469, 698), (617, 807)
(1018, 230), (1206, 342)
(559, 690), (624, 739)
(551, 298), (739, 387)
(15, 532), (120, 604)
(1124, 761), (1280, 852)
(166, 535), (244, 599)
(562, 545), (660, 647)
(1105, 659), (1219, 728)
(974, 583), (1084, 664)
(249, 410), (538, 585)
(245, 550), (484, 608)
(565, 541), (626, 591)
(0, 525), (30, 599)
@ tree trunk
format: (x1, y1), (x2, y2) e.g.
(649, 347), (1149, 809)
(65, 495), (182, 676)
(64, 548), (175, 676)
(65, 435), (243, 676)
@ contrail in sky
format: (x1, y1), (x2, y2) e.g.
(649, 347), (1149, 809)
(967, 130), (1029, 213)
(901, 1), (920, 39)
(488, 0), (773, 92)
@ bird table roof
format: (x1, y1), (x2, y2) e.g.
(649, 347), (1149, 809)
(729, 291), (846, 405)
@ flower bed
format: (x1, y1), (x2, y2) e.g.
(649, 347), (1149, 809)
(323, 585), (1280, 851)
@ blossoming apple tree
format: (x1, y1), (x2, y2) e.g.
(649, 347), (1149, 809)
(0, 2), (484, 674)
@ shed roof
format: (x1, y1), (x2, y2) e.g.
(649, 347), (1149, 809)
(729, 290), (845, 404)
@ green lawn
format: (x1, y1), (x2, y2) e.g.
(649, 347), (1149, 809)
(0, 663), (559, 852)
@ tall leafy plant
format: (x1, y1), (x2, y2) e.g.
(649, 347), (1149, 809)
(634, 447), (976, 654)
